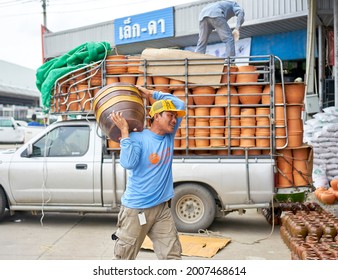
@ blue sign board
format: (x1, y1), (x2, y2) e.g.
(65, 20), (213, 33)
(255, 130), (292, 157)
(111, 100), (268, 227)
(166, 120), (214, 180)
(114, 7), (174, 45)
(251, 29), (308, 60)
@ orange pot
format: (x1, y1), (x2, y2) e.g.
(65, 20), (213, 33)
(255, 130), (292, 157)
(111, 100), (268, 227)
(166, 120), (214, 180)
(127, 56), (142, 74)
(173, 89), (193, 105)
(106, 55), (128, 74)
(221, 65), (238, 84)
(286, 105), (302, 120)
(261, 84), (284, 104)
(236, 65), (259, 83)
(285, 83), (305, 104)
(215, 86), (238, 105)
(152, 76), (170, 92)
(237, 85), (262, 105)
(169, 79), (185, 90)
(192, 86), (215, 105)
(320, 191), (336, 205)
(330, 179), (338, 191)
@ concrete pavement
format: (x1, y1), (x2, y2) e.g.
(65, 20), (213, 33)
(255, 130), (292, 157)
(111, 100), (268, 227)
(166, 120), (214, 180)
(0, 209), (291, 260)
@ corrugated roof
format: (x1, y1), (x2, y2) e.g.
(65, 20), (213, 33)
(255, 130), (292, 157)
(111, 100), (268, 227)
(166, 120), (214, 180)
(0, 60), (40, 104)
(42, 0), (334, 59)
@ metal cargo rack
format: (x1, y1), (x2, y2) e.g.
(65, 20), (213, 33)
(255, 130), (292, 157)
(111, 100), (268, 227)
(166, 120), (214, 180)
(50, 54), (288, 158)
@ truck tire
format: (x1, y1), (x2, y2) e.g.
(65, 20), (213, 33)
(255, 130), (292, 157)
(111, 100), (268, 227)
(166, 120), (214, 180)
(172, 183), (216, 233)
(0, 188), (7, 221)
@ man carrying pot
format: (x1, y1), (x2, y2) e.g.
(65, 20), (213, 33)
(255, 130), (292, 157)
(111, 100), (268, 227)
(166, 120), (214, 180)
(195, 0), (245, 58)
(110, 86), (185, 260)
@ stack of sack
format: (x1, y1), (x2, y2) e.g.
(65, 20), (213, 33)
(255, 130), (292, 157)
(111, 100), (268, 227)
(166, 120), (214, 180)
(303, 106), (338, 187)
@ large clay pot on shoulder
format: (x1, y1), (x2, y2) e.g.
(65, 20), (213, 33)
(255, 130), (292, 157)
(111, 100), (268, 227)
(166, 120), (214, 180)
(93, 82), (145, 142)
(237, 85), (262, 105)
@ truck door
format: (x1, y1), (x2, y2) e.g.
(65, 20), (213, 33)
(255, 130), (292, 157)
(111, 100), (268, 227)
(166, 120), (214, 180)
(9, 124), (95, 204)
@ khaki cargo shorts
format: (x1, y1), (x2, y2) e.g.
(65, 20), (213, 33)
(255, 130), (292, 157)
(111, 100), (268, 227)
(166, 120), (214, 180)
(113, 201), (182, 260)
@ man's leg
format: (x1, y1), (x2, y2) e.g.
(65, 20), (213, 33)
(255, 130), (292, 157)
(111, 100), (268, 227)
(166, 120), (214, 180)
(147, 202), (182, 260)
(212, 17), (236, 57)
(195, 18), (213, 54)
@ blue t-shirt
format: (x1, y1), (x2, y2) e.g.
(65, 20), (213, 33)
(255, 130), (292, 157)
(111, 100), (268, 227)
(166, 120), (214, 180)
(119, 91), (184, 209)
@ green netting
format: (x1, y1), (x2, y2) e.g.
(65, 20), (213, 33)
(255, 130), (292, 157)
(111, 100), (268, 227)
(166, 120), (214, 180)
(36, 41), (111, 113)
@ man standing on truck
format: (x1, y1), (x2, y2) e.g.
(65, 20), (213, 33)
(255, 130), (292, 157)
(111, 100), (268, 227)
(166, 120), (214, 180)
(195, 0), (245, 58)
(110, 86), (185, 260)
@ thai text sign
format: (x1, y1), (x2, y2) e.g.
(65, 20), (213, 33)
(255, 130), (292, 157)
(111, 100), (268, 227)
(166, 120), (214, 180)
(114, 7), (174, 45)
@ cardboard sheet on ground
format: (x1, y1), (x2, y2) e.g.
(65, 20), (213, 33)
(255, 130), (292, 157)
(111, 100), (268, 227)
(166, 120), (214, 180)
(141, 234), (231, 258)
(139, 48), (224, 86)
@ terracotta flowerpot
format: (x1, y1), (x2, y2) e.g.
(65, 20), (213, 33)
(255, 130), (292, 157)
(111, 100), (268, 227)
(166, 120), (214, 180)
(286, 105), (302, 120)
(210, 107), (225, 134)
(277, 172), (293, 188)
(169, 79), (185, 90)
(236, 65), (259, 83)
(106, 76), (119, 85)
(221, 65), (238, 84)
(287, 132), (303, 148)
(287, 119), (303, 133)
(106, 55), (128, 74)
(67, 87), (80, 111)
(210, 133), (225, 147)
(320, 191), (336, 205)
(127, 56), (142, 73)
(192, 86), (215, 105)
(261, 84), (284, 104)
(277, 149), (293, 173)
(215, 86), (238, 105)
(119, 75), (137, 84)
(237, 85), (262, 104)
(256, 108), (270, 125)
(285, 83), (305, 104)
(239, 135), (255, 147)
(77, 84), (92, 111)
(275, 106), (286, 121)
(152, 76), (170, 92)
(173, 89), (193, 105)
(292, 148), (308, 160)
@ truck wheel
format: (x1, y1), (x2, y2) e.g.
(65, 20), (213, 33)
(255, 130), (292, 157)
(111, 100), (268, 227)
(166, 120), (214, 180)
(0, 188), (7, 221)
(172, 183), (216, 233)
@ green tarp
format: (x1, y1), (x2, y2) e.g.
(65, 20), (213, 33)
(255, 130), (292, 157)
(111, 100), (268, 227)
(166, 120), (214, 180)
(36, 41), (111, 112)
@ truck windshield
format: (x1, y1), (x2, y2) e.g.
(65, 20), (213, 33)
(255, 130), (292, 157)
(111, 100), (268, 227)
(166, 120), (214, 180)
(31, 125), (90, 157)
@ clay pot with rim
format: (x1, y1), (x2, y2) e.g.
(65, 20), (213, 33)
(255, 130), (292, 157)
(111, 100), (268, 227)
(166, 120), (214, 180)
(215, 86), (238, 105)
(192, 86), (215, 105)
(261, 84), (284, 104)
(173, 89), (193, 105)
(152, 76), (170, 92)
(319, 190), (336, 205)
(285, 83), (305, 104)
(236, 65), (259, 83)
(221, 65), (238, 84)
(237, 85), (262, 105)
(105, 55), (128, 74)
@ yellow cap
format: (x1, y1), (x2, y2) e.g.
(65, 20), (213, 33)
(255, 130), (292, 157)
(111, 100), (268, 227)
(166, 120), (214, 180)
(149, 100), (186, 118)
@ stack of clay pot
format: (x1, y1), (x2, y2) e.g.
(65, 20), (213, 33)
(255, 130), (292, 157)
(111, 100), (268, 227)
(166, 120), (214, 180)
(276, 147), (312, 188)
(51, 67), (94, 113)
(285, 83), (305, 147)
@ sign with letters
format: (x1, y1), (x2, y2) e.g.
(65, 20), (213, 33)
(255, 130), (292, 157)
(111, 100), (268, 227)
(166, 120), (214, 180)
(114, 7), (174, 45)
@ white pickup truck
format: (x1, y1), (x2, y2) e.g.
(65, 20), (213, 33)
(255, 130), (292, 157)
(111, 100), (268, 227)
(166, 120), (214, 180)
(0, 52), (313, 232)
(0, 117), (277, 232)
